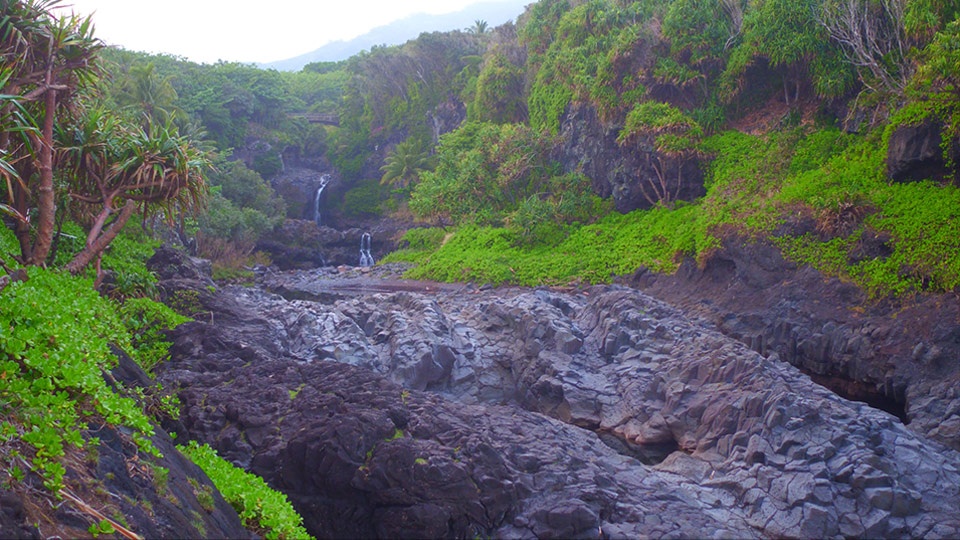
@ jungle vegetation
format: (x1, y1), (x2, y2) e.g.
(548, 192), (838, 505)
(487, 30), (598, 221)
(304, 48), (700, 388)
(0, 2), (310, 536)
(2, 1), (960, 532)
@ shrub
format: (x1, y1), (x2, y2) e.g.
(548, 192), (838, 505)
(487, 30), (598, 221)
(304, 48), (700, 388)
(119, 298), (191, 372)
(0, 268), (159, 491)
(179, 441), (312, 540)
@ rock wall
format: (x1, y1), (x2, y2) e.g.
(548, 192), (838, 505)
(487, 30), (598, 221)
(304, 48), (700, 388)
(630, 236), (960, 453)
(886, 119), (960, 184)
(556, 102), (706, 213)
(153, 258), (960, 539)
(255, 219), (407, 269)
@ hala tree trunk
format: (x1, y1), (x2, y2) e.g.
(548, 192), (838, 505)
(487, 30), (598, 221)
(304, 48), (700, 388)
(65, 199), (138, 275)
(30, 86), (58, 266)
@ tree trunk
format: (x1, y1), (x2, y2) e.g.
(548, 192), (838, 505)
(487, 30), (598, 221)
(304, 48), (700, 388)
(31, 86), (57, 265)
(65, 199), (137, 275)
(12, 179), (33, 264)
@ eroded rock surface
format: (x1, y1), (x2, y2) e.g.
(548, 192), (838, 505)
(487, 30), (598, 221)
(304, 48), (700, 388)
(156, 260), (960, 539)
(630, 236), (960, 454)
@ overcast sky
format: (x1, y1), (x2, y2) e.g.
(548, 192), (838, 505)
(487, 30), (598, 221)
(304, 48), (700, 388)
(55, 0), (492, 64)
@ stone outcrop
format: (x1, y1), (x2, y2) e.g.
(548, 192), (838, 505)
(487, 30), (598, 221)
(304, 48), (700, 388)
(886, 119), (960, 183)
(556, 102), (706, 213)
(630, 235), (960, 454)
(155, 261), (960, 539)
(271, 166), (335, 221)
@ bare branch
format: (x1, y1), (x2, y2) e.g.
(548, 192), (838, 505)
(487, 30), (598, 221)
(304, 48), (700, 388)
(815, 0), (910, 95)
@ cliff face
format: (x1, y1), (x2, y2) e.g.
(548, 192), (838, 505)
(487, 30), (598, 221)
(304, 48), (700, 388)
(556, 102), (706, 213)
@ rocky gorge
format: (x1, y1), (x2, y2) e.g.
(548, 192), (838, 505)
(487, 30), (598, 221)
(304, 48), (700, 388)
(145, 246), (960, 538)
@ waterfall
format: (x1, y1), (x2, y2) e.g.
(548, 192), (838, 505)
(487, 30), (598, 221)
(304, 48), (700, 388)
(314, 174), (331, 226)
(359, 232), (375, 267)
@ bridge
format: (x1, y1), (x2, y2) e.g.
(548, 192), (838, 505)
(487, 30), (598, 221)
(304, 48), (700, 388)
(292, 113), (340, 126)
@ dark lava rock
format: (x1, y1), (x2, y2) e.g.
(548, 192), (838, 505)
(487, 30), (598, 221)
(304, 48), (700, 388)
(90, 424), (249, 540)
(556, 102), (706, 213)
(0, 489), (39, 539)
(156, 265), (960, 539)
(631, 235), (960, 454)
(886, 119), (960, 183)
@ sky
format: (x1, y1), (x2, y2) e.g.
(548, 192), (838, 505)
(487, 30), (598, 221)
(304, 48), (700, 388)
(55, 0), (490, 64)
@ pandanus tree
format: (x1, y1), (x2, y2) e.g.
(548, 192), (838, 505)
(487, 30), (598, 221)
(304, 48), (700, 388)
(56, 107), (208, 276)
(1, 1), (209, 278)
(0, 0), (101, 265)
(0, 72), (39, 230)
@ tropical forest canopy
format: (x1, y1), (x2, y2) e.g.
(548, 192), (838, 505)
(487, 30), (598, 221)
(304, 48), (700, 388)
(2, 0), (960, 293)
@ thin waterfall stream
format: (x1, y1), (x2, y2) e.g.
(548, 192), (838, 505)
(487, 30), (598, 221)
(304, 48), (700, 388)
(313, 174), (331, 226)
(359, 232), (374, 267)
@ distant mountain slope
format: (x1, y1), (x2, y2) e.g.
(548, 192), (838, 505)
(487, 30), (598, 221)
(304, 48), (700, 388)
(261, 0), (530, 71)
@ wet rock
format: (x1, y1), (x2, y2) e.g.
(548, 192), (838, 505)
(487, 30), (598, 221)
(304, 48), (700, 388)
(0, 490), (39, 539)
(156, 265), (960, 539)
(886, 119), (960, 183)
(633, 238), (960, 452)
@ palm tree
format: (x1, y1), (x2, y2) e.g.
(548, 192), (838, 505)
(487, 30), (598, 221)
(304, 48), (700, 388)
(380, 139), (432, 189)
(468, 19), (489, 35)
(115, 62), (182, 127)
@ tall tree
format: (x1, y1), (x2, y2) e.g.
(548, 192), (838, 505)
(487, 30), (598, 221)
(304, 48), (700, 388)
(0, 0), (101, 265)
(468, 19), (489, 35)
(114, 62), (181, 126)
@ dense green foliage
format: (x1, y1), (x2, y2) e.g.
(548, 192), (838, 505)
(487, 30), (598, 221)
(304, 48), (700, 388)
(332, 33), (486, 177)
(404, 124), (960, 298)
(471, 48), (527, 124)
(405, 204), (700, 285)
(410, 121), (600, 240)
(0, 268), (160, 491)
(775, 133), (960, 297)
(119, 298), (192, 371)
(525, 0), (656, 134)
(380, 227), (449, 264)
(197, 155), (284, 251)
(179, 441), (312, 540)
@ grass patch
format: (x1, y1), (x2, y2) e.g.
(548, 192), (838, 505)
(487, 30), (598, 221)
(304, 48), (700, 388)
(406, 203), (702, 286)
(400, 126), (960, 299)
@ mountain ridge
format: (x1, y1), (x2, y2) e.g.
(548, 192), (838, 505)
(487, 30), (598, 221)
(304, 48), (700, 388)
(260, 0), (529, 71)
